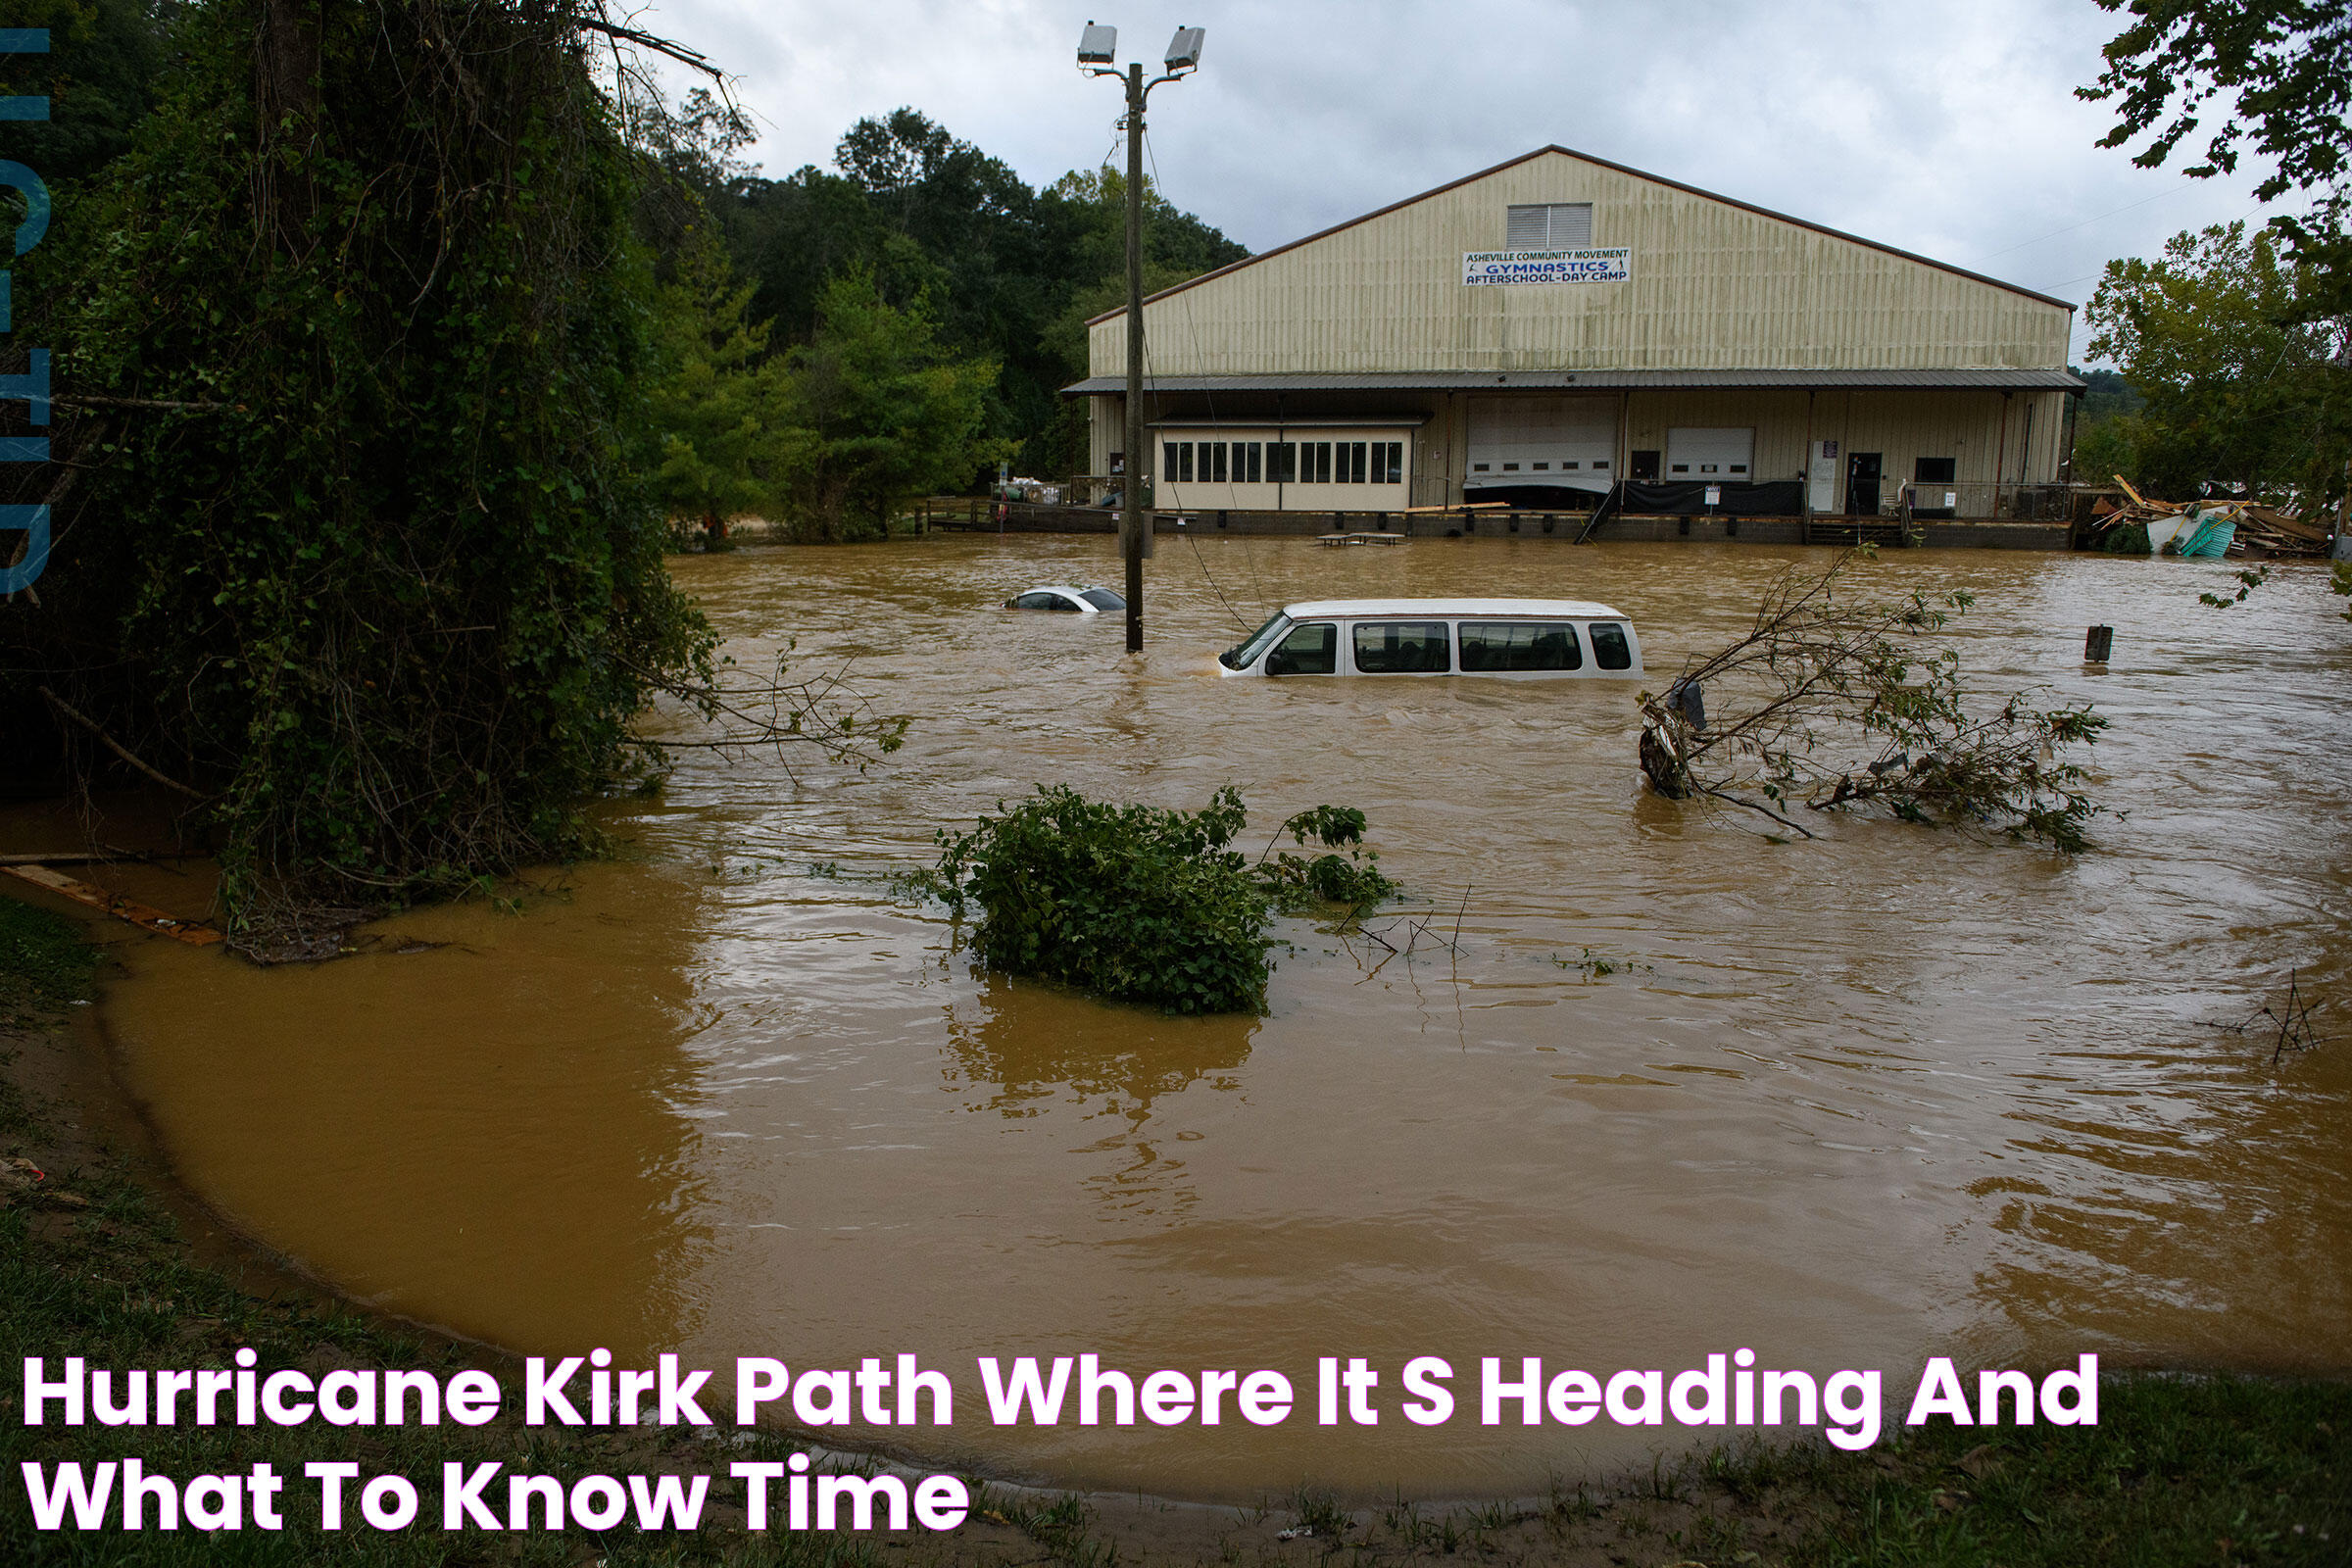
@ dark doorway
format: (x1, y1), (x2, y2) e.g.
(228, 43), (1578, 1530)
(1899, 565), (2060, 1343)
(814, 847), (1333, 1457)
(1845, 452), (1882, 515)
(1629, 450), (1661, 481)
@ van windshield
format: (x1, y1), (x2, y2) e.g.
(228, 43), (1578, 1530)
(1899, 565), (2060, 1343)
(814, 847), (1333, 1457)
(1221, 612), (1292, 670)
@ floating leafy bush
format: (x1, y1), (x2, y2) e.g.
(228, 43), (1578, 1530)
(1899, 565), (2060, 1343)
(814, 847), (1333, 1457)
(934, 786), (1397, 1013)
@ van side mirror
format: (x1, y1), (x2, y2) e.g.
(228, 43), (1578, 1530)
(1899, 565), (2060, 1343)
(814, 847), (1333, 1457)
(1263, 650), (1295, 676)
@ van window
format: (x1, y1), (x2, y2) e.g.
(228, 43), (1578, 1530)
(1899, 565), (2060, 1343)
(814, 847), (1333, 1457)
(1352, 620), (1451, 674)
(1221, 612), (1291, 670)
(1264, 622), (1337, 675)
(1459, 620), (1581, 671)
(1589, 621), (1633, 669)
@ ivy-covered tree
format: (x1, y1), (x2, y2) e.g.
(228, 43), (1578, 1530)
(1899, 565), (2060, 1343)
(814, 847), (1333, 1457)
(9, 0), (714, 926)
(776, 272), (1003, 541)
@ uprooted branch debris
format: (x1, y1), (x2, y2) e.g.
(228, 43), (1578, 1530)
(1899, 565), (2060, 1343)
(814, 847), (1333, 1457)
(1639, 550), (2109, 851)
(624, 650), (908, 779)
(2203, 970), (2328, 1065)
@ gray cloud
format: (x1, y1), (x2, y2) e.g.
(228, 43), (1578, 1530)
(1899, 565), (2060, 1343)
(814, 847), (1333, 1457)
(639, 0), (2293, 364)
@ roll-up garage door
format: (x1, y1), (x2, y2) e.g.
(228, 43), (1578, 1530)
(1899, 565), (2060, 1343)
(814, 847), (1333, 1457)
(1466, 398), (1618, 494)
(1664, 427), (1754, 480)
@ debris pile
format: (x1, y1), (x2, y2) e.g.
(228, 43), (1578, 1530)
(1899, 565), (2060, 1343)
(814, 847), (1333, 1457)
(2086, 477), (2334, 559)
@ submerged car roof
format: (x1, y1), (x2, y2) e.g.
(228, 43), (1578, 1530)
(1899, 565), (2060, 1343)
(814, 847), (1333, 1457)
(1281, 597), (1628, 620)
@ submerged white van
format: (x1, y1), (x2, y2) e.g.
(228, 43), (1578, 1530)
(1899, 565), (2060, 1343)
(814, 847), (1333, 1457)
(1217, 598), (1642, 678)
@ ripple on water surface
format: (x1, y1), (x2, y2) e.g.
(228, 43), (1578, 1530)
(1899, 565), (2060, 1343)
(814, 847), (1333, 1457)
(96, 537), (2352, 1495)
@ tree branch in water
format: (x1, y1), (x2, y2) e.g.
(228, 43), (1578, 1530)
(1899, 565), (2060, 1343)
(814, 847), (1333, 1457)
(621, 652), (908, 778)
(1638, 550), (2108, 851)
(37, 686), (211, 801)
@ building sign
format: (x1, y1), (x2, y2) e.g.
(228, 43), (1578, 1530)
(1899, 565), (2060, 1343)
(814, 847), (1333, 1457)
(1461, 247), (1632, 286)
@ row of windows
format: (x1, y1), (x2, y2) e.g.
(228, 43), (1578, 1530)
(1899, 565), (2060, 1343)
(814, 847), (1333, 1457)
(1264, 619), (1632, 675)
(1470, 459), (1612, 473)
(1163, 440), (1405, 485)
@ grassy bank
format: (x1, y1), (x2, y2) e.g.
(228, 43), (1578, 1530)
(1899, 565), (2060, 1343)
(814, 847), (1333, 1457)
(3, 895), (2346, 1565)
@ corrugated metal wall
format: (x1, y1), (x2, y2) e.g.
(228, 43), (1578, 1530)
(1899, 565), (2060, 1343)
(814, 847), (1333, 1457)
(1090, 150), (2073, 378)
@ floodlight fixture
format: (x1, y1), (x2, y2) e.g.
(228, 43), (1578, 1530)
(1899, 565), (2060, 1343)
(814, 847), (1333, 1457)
(1163, 25), (1204, 73)
(1077, 22), (1117, 67)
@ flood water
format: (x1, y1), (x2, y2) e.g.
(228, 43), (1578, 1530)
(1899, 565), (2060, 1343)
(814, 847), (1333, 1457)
(63, 535), (2352, 1497)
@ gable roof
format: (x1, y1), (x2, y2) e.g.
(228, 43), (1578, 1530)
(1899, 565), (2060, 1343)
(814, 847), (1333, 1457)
(1086, 145), (2075, 327)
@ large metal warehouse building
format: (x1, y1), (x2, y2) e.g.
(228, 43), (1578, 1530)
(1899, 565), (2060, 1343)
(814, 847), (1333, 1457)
(1069, 147), (2082, 528)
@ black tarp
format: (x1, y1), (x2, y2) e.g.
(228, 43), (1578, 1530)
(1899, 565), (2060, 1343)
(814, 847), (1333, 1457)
(1621, 480), (1803, 516)
(1461, 482), (1610, 511)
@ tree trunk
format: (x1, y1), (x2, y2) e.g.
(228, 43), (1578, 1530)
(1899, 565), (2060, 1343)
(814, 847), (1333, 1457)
(1639, 724), (1690, 799)
(253, 0), (321, 253)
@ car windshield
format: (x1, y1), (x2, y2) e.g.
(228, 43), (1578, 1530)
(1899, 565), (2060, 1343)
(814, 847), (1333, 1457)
(1221, 612), (1292, 670)
(1079, 589), (1125, 611)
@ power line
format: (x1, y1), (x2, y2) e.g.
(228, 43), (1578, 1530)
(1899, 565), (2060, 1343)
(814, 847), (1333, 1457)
(1143, 124), (1277, 621)
(1967, 177), (2196, 265)
(2028, 200), (2272, 294)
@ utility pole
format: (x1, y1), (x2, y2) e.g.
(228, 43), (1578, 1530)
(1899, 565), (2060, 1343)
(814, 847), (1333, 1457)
(1123, 60), (1145, 653)
(1081, 23), (1203, 655)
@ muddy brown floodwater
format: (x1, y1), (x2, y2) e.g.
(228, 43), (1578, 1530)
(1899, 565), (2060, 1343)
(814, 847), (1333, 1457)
(65, 536), (2352, 1498)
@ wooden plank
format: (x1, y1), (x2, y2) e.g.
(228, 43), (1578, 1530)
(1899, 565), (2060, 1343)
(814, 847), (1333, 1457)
(0, 863), (223, 947)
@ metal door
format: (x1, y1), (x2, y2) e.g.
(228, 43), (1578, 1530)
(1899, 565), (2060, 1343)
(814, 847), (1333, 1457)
(1845, 452), (1883, 515)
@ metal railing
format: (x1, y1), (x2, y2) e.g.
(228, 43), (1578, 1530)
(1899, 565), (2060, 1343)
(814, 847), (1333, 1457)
(1896, 481), (2081, 522)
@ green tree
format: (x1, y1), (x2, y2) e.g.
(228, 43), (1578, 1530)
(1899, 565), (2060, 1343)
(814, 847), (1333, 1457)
(776, 271), (1003, 541)
(2085, 221), (2347, 501)
(2082, 1), (2349, 252)
(2082, 3), (2352, 508)
(713, 113), (1247, 483)
(2067, 367), (2147, 486)
(0, 0), (172, 189)
(644, 223), (789, 545)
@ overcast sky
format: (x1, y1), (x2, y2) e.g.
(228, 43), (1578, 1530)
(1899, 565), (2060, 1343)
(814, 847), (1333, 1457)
(637, 0), (2292, 367)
